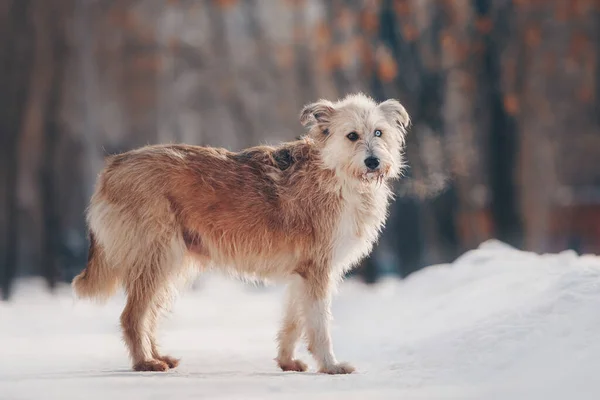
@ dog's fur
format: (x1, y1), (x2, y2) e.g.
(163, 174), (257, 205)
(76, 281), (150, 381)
(72, 93), (410, 374)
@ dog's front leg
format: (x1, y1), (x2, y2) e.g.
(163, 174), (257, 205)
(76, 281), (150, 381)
(276, 276), (308, 372)
(302, 270), (355, 375)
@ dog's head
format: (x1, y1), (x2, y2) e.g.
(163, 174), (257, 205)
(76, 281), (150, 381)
(300, 93), (410, 184)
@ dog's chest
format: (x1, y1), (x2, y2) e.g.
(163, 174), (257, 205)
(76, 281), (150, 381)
(330, 187), (389, 273)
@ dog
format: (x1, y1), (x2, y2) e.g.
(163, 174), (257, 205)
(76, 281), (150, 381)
(72, 93), (410, 374)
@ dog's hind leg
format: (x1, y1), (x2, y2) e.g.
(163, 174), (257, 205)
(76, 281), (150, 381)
(120, 237), (185, 372)
(276, 276), (308, 372)
(120, 274), (168, 371)
(148, 285), (180, 369)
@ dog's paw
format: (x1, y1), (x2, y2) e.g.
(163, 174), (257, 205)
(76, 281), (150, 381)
(319, 362), (355, 375)
(133, 359), (169, 372)
(157, 355), (180, 369)
(277, 358), (308, 372)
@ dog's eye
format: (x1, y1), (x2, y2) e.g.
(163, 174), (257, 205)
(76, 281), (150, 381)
(374, 129), (382, 137)
(346, 132), (359, 142)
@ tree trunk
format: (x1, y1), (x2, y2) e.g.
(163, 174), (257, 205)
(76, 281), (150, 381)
(40, 1), (71, 290)
(0, 0), (35, 300)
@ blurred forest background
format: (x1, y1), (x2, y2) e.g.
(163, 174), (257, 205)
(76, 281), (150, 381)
(1, 0), (599, 300)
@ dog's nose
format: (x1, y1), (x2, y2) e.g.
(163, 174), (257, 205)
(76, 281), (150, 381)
(364, 156), (380, 171)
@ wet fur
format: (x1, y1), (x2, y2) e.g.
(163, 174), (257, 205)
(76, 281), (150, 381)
(72, 93), (410, 374)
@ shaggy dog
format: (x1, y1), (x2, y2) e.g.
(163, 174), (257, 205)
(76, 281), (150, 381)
(72, 93), (410, 374)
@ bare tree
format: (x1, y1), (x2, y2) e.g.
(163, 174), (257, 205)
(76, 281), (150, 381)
(0, 0), (35, 299)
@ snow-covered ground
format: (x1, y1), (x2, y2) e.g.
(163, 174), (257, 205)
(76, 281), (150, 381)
(2, 240), (600, 400)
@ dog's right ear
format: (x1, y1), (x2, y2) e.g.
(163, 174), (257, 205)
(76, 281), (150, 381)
(299, 100), (335, 128)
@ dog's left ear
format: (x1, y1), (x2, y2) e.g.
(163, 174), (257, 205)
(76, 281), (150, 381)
(378, 99), (411, 133)
(300, 100), (335, 128)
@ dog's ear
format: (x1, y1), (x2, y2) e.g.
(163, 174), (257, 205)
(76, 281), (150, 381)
(378, 99), (411, 133)
(299, 100), (335, 128)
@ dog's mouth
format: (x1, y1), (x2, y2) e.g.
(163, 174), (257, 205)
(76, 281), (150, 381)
(360, 170), (387, 185)
(348, 164), (391, 185)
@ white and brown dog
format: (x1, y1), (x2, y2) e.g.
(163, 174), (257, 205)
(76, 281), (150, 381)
(73, 93), (410, 374)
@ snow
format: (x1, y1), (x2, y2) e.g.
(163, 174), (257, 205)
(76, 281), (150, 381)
(2, 240), (600, 400)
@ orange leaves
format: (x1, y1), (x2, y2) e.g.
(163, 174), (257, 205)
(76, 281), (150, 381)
(338, 42), (360, 70)
(440, 31), (471, 63)
(356, 36), (375, 75)
(283, 0), (306, 6)
(360, 10), (379, 36)
(315, 22), (331, 44)
(107, 7), (155, 46)
(568, 0), (596, 18)
(393, 0), (411, 17)
(128, 84), (157, 110)
(107, 7), (138, 30)
(503, 94), (519, 116)
(578, 86), (594, 104)
(131, 54), (162, 74)
(513, 0), (547, 9)
(441, 31), (457, 52)
(556, 0), (596, 21)
(554, 1), (570, 21)
(456, 209), (494, 247)
(214, 0), (237, 9)
(392, 0), (417, 42)
(475, 17), (493, 35)
(543, 52), (556, 75)
(275, 46), (294, 69)
(342, 8), (356, 31)
(402, 24), (418, 42)
(376, 47), (397, 82)
(525, 25), (541, 48)
(568, 32), (589, 59)
(317, 46), (343, 73)
(292, 25), (305, 43)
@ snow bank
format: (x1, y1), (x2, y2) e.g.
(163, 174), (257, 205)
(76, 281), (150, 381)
(2, 240), (600, 399)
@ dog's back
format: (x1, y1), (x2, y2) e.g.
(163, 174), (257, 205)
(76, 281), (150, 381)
(73, 140), (342, 302)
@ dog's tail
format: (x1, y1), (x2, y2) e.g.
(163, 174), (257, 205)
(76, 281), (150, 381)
(72, 232), (120, 301)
